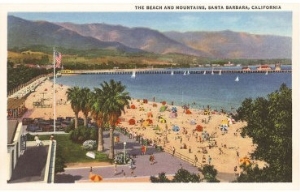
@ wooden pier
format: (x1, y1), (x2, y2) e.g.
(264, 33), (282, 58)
(61, 69), (291, 75)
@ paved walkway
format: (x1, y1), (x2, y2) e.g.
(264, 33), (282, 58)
(55, 130), (202, 183)
(8, 146), (49, 183)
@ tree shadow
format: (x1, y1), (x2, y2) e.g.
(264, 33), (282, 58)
(54, 174), (82, 183)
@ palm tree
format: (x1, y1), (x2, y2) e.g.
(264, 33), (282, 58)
(79, 87), (91, 127)
(100, 80), (131, 159)
(66, 86), (81, 129)
(90, 87), (106, 152)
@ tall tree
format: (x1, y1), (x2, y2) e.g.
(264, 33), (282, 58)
(100, 80), (131, 159)
(234, 83), (292, 182)
(199, 165), (220, 182)
(79, 87), (91, 127)
(150, 168), (201, 183)
(66, 86), (81, 129)
(172, 168), (201, 183)
(90, 87), (106, 152)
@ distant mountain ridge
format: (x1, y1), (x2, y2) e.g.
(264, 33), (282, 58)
(8, 15), (292, 59)
(7, 16), (142, 53)
(164, 30), (292, 59)
(56, 22), (211, 57)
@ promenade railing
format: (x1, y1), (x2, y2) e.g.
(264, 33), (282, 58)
(163, 146), (203, 168)
(7, 72), (53, 97)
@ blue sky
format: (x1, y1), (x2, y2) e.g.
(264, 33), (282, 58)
(10, 12), (292, 37)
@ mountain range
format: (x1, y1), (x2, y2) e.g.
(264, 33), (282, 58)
(8, 15), (292, 59)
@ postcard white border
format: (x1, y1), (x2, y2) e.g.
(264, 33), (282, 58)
(0, 1), (299, 191)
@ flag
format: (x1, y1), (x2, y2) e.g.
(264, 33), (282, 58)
(55, 51), (62, 68)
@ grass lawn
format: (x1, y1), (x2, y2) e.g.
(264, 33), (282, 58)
(29, 133), (110, 164)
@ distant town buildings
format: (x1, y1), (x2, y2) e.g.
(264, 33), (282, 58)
(256, 64), (272, 71)
(242, 66), (251, 71)
(275, 63), (282, 71)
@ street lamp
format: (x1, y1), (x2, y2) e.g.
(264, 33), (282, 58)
(123, 142), (126, 164)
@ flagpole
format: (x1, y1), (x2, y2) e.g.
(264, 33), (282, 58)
(53, 47), (56, 133)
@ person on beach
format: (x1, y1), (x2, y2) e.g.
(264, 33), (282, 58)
(34, 135), (43, 146)
(141, 145), (146, 155)
(219, 148), (222, 155)
(129, 158), (135, 169)
(202, 155), (206, 163)
(172, 146), (175, 156)
(130, 167), (135, 177)
(234, 166), (238, 176)
(149, 154), (155, 165)
(194, 155), (198, 166)
(208, 155), (212, 165)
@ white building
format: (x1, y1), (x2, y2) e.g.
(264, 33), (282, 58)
(7, 120), (24, 181)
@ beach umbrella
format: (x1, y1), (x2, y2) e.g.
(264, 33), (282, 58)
(169, 112), (177, 118)
(89, 174), (103, 182)
(142, 119), (153, 127)
(221, 119), (229, 126)
(159, 118), (167, 123)
(195, 125), (203, 132)
(171, 107), (177, 113)
(172, 125), (180, 132)
(142, 121), (149, 127)
(190, 119), (196, 125)
(240, 157), (251, 166)
(115, 118), (121, 125)
(185, 109), (192, 114)
(219, 125), (228, 132)
(147, 111), (153, 118)
(146, 119), (153, 124)
(130, 104), (136, 109)
(160, 105), (167, 112)
(129, 119), (135, 125)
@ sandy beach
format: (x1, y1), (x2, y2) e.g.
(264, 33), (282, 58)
(21, 78), (263, 177)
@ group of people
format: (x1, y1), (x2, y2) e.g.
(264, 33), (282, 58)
(194, 154), (212, 166)
(34, 134), (54, 146)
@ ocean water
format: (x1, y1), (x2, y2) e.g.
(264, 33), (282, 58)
(54, 68), (292, 112)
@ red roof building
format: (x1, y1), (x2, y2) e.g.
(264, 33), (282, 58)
(257, 65), (272, 71)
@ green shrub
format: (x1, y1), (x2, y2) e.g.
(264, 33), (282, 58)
(64, 121), (75, 133)
(26, 133), (35, 141)
(114, 152), (130, 164)
(55, 144), (66, 173)
(82, 140), (96, 150)
(69, 126), (97, 144)
(95, 152), (109, 162)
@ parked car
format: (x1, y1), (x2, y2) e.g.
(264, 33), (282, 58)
(22, 118), (33, 125)
(26, 124), (41, 132)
